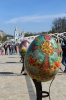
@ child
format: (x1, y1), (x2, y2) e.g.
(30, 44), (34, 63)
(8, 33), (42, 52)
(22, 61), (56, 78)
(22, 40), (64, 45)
(1, 46), (4, 55)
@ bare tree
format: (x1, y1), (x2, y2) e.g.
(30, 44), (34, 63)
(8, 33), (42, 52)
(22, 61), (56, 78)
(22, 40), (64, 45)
(52, 17), (66, 33)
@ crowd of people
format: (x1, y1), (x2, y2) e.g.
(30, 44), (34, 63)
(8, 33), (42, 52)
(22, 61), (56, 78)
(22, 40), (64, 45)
(0, 41), (19, 55)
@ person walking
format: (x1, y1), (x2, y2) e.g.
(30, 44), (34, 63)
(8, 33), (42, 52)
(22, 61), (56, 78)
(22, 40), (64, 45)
(14, 44), (18, 53)
(8, 43), (11, 55)
(10, 42), (14, 55)
(61, 38), (66, 73)
(4, 43), (8, 55)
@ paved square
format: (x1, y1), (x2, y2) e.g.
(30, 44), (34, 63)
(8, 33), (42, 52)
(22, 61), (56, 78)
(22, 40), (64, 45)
(0, 55), (66, 100)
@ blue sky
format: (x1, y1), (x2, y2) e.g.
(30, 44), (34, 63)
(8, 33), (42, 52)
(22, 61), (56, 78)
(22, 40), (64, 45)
(0, 0), (66, 35)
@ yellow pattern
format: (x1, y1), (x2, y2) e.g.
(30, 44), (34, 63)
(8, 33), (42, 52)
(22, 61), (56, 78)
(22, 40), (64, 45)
(41, 41), (53, 54)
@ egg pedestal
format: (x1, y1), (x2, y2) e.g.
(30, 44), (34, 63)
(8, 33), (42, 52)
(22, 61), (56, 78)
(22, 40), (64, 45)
(24, 34), (61, 100)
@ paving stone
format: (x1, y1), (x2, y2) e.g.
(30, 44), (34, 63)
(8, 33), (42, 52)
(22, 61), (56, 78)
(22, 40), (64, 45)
(0, 55), (66, 100)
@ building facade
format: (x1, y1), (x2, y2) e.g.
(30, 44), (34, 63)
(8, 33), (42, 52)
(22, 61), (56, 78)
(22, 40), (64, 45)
(14, 27), (26, 43)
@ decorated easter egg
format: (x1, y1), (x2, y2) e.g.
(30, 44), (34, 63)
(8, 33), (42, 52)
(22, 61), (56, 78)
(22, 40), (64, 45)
(24, 34), (61, 82)
(19, 40), (29, 56)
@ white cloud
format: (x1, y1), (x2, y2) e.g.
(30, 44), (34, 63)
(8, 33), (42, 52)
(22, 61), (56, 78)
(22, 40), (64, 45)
(5, 13), (66, 23)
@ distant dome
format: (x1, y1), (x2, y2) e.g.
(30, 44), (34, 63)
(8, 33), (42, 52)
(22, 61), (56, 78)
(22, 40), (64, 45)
(21, 29), (25, 34)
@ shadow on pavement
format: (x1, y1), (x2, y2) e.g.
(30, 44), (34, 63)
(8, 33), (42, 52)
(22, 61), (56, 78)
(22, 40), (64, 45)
(0, 72), (14, 75)
(0, 72), (14, 74)
(25, 76), (36, 100)
(0, 72), (25, 76)
(0, 62), (21, 64)
(6, 62), (20, 63)
(8, 57), (18, 58)
(0, 72), (22, 76)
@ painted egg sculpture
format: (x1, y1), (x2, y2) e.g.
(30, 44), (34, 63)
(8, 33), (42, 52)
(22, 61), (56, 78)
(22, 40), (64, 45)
(24, 34), (61, 82)
(19, 40), (29, 56)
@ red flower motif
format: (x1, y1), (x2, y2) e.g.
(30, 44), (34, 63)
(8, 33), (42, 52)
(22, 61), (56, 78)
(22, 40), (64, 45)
(44, 34), (51, 40)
